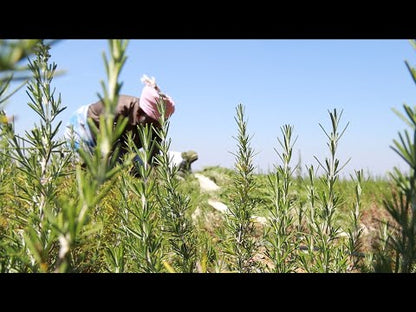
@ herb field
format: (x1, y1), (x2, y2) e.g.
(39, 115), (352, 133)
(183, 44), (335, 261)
(1, 39), (416, 273)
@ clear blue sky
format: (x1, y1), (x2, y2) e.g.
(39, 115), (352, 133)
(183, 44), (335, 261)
(4, 39), (416, 178)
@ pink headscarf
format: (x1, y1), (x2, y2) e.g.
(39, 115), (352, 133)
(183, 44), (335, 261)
(139, 75), (175, 121)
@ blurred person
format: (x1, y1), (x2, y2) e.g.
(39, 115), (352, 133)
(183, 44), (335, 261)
(167, 150), (198, 176)
(64, 74), (175, 170)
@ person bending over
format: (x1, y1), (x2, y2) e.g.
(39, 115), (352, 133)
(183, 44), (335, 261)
(64, 75), (175, 171)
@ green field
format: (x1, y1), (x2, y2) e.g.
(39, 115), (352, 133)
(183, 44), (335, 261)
(1, 39), (415, 273)
(0, 160), (399, 273)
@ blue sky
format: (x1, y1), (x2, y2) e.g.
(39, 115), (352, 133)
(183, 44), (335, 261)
(3, 39), (416, 178)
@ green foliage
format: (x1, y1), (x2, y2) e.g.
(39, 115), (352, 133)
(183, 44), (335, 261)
(80, 40), (129, 184)
(2, 41), (70, 272)
(298, 109), (355, 272)
(347, 169), (365, 270)
(154, 98), (198, 273)
(1, 39), (413, 273)
(112, 128), (165, 272)
(374, 39), (416, 273)
(0, 40), (42, 73)
(264, 124), (299, 272)
(223, 104), (259, 273)
(0, 40), (59, 107)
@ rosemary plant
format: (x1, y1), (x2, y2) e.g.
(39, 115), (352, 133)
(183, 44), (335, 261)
(54, 39), (129, 272)
(154, 97), (198, 273)
(224, 104), (258, 273)
(373, 40), (416, 273)
(346, 169), (364, 271)
(264, 124), (298, 272)
(4, 41), (70, 272)
(300, 109), (351, 272)
(111, 127), (164, 272)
